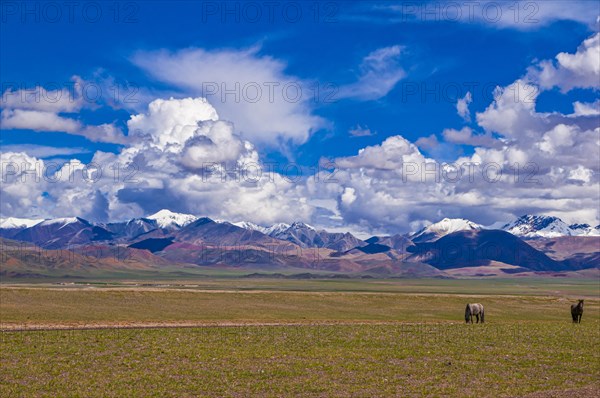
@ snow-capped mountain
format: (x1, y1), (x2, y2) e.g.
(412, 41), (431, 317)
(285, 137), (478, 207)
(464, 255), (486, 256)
(105, 218), (159, 239)
(410, 218), (482, 243)
(174, 217), (282, 247)
(0, 217), (44, 229)
(1, 210), (598, 273)
(236, 221), (317, 247)
(37, 217), (87, 228)
(233, 221), (364, 251)
(231, 221), (269, 234)
(502, 215), (574, 238)
(146, 209), (198, 229)
(105, 210), (197, 239)
(263, 223), (292, 236)
(569, 223), (600, 237)
(2, 210), (597, 260)
(265, 222), (319, 248)
(12, 217), (114, 249)
(269, 222), (365, 251)
(228, 221), (298, 236)
(0, 217), (46, 239)
(407, 229), (566, 271)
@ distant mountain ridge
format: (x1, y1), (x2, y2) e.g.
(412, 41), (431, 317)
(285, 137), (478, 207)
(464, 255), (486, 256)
(232, 220), (365, 251)
(11, 217), (113, 249)
(105, 218), (159, 240)
(407, 229), (567, 271)
(1, 211), (598, 276)
(3, 212), (598, 243)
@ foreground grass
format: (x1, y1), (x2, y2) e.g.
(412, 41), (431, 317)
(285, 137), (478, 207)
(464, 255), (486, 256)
(1, 282), (599, 397)
(1, 322), (599, 397)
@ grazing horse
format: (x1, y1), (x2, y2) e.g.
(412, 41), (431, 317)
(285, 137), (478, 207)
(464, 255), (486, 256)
(465, 303), (485, 324)
(571, 300), (584, 323)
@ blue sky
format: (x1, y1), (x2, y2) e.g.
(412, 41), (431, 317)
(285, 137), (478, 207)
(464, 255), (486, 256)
(1, 1), (599, 235)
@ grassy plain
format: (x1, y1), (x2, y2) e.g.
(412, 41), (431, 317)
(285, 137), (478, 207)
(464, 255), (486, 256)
(1, 278), (599, 397)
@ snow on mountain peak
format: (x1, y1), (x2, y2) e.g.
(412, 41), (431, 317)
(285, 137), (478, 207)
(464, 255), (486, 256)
(232, 221), (268, 233)
(264, 223), (291, 235)
(411, 218), (482, 242)
(502, 215), (573, 238)
(289, 221), (316, 231)
(38, 217), (87, 227)
(0, 217), (44, 229)
(415, 218), (482, 237)
(147, 209), (198, 229)
(569, 223), (600, 237)
(428, 218), (481, 233)
(231, 221), (314, 235)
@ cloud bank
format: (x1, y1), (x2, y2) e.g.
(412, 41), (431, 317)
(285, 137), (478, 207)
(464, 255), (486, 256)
(1, 33), (599, 235)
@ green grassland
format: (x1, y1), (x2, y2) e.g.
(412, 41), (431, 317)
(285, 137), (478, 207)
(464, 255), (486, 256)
(1, 279), (599, 397)
(1, 283), (599, 326)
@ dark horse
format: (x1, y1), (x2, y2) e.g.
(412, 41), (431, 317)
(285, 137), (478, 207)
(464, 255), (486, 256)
(571, 300), (584, 323)
(465, 303), (484, 324)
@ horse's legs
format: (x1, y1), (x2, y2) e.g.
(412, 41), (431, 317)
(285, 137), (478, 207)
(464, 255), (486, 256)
(475, 314), (479, 324)
(578, 314), (582, 323)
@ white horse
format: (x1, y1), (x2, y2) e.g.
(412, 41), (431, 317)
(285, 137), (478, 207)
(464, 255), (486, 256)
(465, 303), (485, 324)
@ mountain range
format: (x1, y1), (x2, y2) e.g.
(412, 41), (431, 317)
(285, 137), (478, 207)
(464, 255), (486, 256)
(1, 211), (598, 278)
(502, 215), (599, 238)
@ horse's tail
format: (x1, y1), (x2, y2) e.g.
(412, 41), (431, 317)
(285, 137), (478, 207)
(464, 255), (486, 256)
(465, 304), (470, 323)
(480, 306), (484, 323)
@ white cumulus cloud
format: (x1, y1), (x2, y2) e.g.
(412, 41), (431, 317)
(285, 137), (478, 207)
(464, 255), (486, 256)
(528, 32), (600, 92)
(131, 47), (325, 146)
